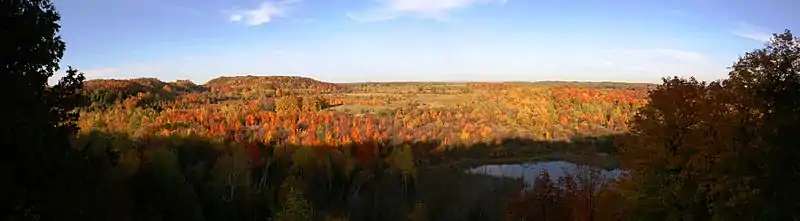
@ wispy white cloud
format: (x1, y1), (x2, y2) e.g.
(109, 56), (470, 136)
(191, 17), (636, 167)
(592, 48), (727, 82)
(732, 22), (772, 42)
(227, 0), (300, 25)
(347, 0), (506, 22)
(53, 49), (312, 84)
(611, 49), (706, 62)
(346, 9), (401, 23)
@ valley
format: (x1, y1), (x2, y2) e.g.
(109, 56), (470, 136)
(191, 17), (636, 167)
(74, 76), (649, 220)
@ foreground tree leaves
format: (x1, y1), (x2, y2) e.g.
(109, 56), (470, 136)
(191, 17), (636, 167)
(620, 30), (800, 220)
(1, 0), (87, 220)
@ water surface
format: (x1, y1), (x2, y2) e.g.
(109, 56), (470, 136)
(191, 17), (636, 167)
(467, 161), (622, 185)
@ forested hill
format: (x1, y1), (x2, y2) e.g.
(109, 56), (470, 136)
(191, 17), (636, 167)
(80, 76), (656, 112)
(83, 78), (207, 106)
(204, 75), (346, 94)
(81, 76), (338, 106)
(82, 75), (654, 99)
(84, 75), (341, 93)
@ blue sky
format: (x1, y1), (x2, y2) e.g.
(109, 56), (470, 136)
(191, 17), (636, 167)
(52, 0), (798, 84)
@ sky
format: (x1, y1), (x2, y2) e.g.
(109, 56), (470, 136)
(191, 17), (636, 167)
(52, 0), (799, 84)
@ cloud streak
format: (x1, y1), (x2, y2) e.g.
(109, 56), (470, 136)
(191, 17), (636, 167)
(592, 48), (727, 82)
(347, 0), (506, 22)
(227, 0), (299, 25)
(732, 22), (772, 42)
(57, 49), (312, 84)
(612, 49), (706, 62)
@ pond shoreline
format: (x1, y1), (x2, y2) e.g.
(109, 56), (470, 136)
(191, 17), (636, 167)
(466, 161), (623, 185)
(425, 151), (620, 171)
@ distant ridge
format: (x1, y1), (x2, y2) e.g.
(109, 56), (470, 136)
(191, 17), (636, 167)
(204, 75), (345, 92)
(82, 75), (657, 102)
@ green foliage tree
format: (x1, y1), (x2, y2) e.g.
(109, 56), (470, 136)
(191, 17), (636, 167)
(211, 147), (252, 203)
(291, 146), (318, 178)
(388, 145), (416, 193)
(1, 0), (88, 220)
(274, 181), (313, 221)
(130, 149), (204, 221)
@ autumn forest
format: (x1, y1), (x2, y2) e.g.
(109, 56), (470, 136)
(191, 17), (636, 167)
(5, 1), (800, 221)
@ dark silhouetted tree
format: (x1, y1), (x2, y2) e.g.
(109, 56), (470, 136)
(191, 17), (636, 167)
(620, 30), (800, 220)
(1, 0), (87, 220)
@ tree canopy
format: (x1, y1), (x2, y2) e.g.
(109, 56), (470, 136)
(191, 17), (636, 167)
(620, 30), (800, 220)
(1, 0), (86, 219)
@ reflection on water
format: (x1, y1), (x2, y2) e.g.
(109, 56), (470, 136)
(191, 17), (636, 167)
(467, 161), (622, 185)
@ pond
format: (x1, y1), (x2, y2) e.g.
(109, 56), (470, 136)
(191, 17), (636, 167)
(466, 161), (623, 185)
(408, 161), (624, 220)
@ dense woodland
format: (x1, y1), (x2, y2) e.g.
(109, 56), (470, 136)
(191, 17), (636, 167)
(70, 70), (648, 220)
(4, 0), (800, 220)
